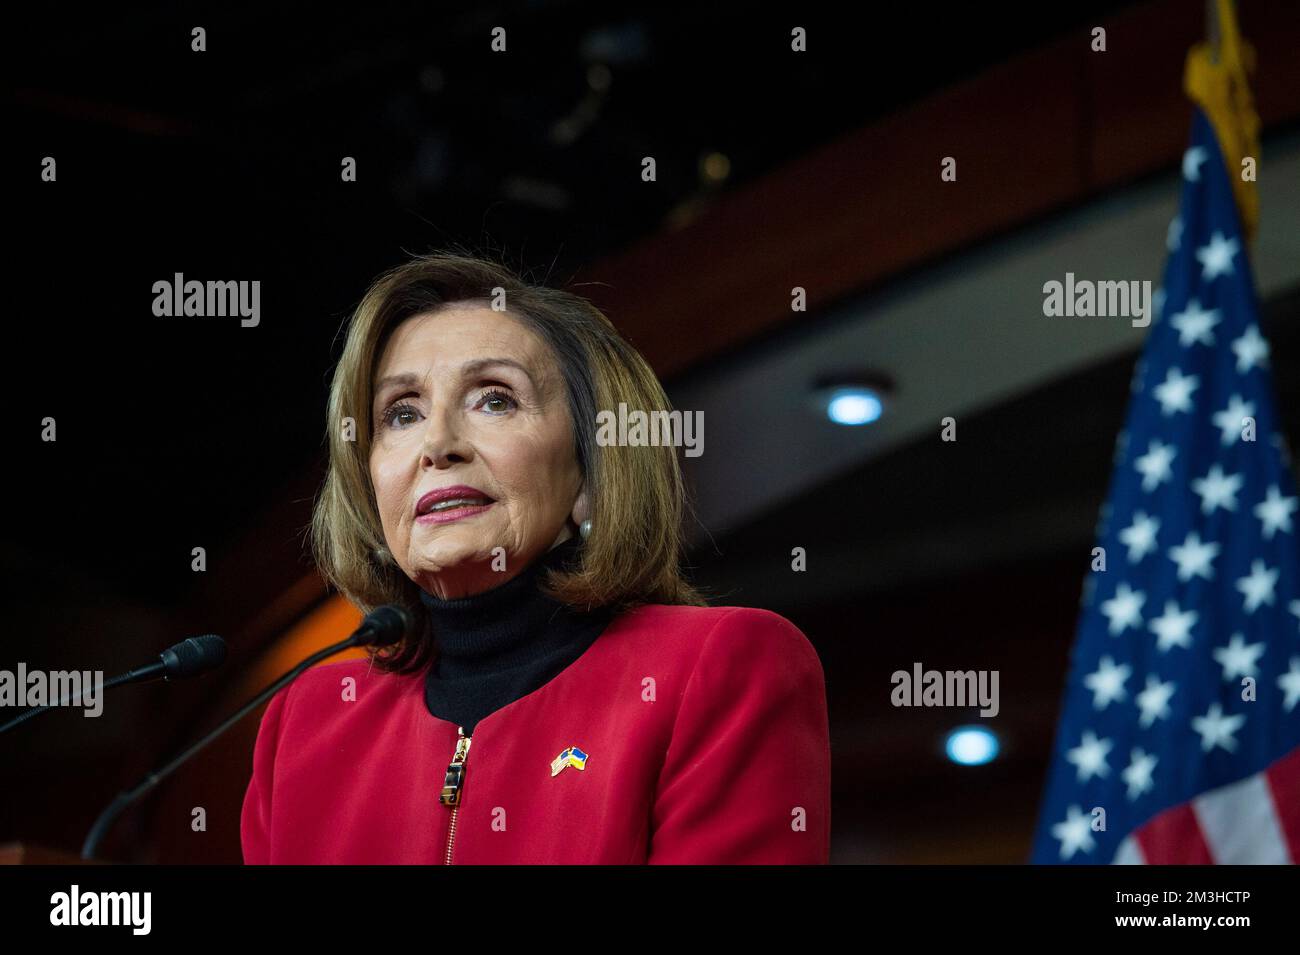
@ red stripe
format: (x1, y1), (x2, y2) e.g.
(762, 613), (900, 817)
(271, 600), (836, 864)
(1264, 745), (1300, 862)
(1134, 802), (1213, 864)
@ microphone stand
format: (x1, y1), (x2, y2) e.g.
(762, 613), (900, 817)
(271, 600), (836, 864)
(81, 634), (365, 861)
(1, 636), (226, 736)
(1, 671), (142, 735)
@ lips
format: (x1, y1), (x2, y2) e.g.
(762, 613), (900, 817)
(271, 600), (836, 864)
(415, 485), (496, 517)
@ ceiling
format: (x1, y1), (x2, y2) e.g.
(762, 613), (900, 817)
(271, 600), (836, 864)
(678, 129), (1300, 610)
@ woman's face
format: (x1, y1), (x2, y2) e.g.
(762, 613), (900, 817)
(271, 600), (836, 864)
(368, 303), (582, 599)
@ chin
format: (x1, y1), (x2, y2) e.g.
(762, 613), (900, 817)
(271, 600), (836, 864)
(412, 536), (491, 570)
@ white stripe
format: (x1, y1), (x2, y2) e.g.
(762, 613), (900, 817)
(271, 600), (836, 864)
(1111, 834), (1146, 864)
(1193, 771), (1293, 863)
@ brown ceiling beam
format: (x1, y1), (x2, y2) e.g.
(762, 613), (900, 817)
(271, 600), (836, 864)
(580, 0), (1300, 380)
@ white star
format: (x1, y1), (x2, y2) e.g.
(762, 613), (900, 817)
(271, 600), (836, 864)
(1279, 658), (1300, 712)
(1169, 299), (1221, 347)
(1118, 511), (1160, 562)
(1134, 439), (1176, 491)
(1211, 394), (1256, 446)
(1168, 530), (1219, 582)
(1148, 600), (1197, 652)
(1122, 748), (1158, 801)
(1136, 675), (1176, 728)
(1100, 582), (1145, 636)
(1182, 146), (1208, 181)
(1066, 730), (1113, 782)
(1166, 216), (1183, 251)
(1152, 367), (1199, 415)
(1196, 230), (1240, 282)
(1191, 464), (1243, 515)
(1084, 656), (1132, 710)
(1254, 485), (1297, 539)
(1051, 804), (1097, 860)
(1212, 632), (1266, 682)
(1235, 559), (1278, 613)
(1231, 324), (1270, 373)
(1191, 702), (1246, 753)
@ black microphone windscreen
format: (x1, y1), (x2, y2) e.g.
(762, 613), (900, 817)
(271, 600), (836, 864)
(161, 634), (228, 679)
(359, 604), (412, 647)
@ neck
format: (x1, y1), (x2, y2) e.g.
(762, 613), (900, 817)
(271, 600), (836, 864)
(417, 536), (584, 662)
(418, 536), (613, 735)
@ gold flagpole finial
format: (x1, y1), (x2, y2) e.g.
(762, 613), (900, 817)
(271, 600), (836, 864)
(1185, 0), (1260, 242)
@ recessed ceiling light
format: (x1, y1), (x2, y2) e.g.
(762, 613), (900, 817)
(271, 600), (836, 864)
(944, 725), (1000, 766)
(826, 387), (882, 425)
(809, 372), (895, 426)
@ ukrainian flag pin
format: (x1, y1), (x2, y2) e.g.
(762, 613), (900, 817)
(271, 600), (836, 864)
(550, 745), (589, 777)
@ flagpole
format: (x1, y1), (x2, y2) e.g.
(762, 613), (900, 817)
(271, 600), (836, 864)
(1206, 0), (1222, 63)
(1187, 0), (1258, 244)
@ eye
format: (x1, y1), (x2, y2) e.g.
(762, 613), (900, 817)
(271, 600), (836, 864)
(477, 388), (517, 415)
(379, 400), (421, 430)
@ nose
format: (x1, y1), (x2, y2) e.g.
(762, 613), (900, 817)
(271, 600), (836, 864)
(419, 402), (473, 469)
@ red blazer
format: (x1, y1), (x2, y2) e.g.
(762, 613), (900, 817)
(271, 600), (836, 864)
(240, 603), (831, 864)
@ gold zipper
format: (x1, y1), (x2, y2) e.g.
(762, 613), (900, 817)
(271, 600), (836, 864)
(439, 726), (472, 864)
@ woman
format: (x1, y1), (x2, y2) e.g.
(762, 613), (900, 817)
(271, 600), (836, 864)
(240, 252), (831, 864)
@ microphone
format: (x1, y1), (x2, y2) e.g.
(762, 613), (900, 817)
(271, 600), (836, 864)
(128, 634), (229, 683)
(0, 635), (228, 736)
(350, 604), (411, 649)
(80, 603), (414, 860)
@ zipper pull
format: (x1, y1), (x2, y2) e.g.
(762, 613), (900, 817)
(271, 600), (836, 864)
(439, 726), (472, 807)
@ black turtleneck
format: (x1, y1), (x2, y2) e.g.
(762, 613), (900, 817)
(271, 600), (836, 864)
(419, 535), (616, 736)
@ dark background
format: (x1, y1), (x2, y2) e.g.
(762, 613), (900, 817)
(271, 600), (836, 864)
(4, 0), (1299, 863)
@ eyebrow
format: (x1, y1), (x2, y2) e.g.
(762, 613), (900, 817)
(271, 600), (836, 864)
(373, 357), (540, 404)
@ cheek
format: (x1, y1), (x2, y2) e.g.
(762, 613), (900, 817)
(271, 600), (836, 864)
(494, 435), (573, 500)
(528, 446), (581, 516)
(369, 450), (409, 524)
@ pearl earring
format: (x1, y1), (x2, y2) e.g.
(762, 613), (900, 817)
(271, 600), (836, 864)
(579, 519), (592, 541)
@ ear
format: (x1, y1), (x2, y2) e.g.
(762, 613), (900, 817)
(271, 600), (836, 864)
(570, 483), (590, 527)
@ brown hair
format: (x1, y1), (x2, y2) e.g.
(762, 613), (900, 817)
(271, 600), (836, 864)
(310, 249), (710, 672)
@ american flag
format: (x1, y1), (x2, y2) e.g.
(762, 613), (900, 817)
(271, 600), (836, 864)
(1029, 105), (1300, 864)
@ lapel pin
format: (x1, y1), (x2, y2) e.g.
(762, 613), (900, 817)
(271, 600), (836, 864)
(550, 745), (589, 777)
